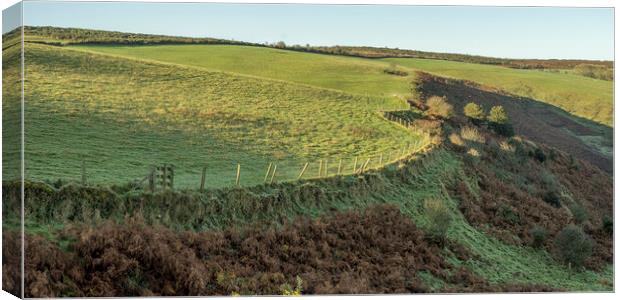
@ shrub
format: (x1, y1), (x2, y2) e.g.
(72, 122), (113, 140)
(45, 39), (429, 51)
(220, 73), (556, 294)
(488, 106), (509, 124)
(424, 198), (452, 245)
(554, 225), (592, 268)
(499, 204), (520, 224)
(602, 216), (613, 235)
(530, 225), (548, 249)
(542, 191), (562, 208)
(532, 148), (546, 163)
(460, 126), (485, 143)
(568, 203), (588, 224)
(573, 64), (613, 81)
(425, 96), (453, 119)
(488, 106), (514, 137)
(463, 102), (485, 124)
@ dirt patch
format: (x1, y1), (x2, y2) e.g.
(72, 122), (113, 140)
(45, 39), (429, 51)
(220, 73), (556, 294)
(416, 73), (612, 173)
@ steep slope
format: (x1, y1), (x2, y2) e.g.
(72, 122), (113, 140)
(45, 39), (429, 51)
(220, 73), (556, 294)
(385, 57), (613, 126)
(415, 73), (612, 173)
(22, 43), (425, 188)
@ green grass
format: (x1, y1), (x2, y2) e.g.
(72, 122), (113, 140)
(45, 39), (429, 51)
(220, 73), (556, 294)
(15, 148), (611, 291)
(68, 44), (413, 99)
(383, 57), (613, 126)
(69, 44), (613, 127)
(21, 43), (426, 188)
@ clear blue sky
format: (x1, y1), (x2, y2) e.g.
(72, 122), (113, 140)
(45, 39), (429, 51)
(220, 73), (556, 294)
(9, 1), (615, 60)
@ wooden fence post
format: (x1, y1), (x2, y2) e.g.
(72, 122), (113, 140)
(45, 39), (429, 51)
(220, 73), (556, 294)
(324, 159), (329, 177)
(361, 158), (370, 173)
(270, 164), (277, 184)
(353, 156), (358, 173)
(169, 165), (174, 190)
(235, 164), (241, 186)
(264, 162), (273, 183)
(200, 166), (207, 192)
(318, 160), (323, 178)
(379, 153), (383, 166)
(149, 167), (155, 193)
(298, 162), (309, 179)
(337, 159), (342, 175)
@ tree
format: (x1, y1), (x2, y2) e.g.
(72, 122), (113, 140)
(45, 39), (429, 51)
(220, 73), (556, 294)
(554, 225), (592, 268)
(487, 105), (514, 136)
(275, 41), (286, 49)
(463, 102), (485, 124)
(425, 96), (453, 120)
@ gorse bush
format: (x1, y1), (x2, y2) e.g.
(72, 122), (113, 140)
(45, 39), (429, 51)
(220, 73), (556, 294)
(542, 191), (562, 208)
(602, 216), (613, 235)
(530, 225), (548, 249)
(423, 198), (452, 245)
(568, 203), (588, 224)
(488, 106), (509, 124)
(425, 96), (454, 120)
(487, 105), (514, 137)
(554, 225), (592, 268)
(463, 102), (485, 124)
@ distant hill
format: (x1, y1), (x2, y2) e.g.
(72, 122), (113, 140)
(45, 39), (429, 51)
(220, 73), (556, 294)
(5, 26), (613, 75)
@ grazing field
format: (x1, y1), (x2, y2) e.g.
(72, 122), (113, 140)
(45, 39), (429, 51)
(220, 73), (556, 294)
(22, 43), (425, 188)
(68, 44), (413, 99)
(72, 44), (613, 127)
(383, 57), (613, 126)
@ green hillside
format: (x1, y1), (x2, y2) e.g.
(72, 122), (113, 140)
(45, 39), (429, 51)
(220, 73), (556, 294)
(22, 43), (425, 188)
(384, 57), (613, 126)
(71, 44), (613, 127)
(68, 44), (413, 99)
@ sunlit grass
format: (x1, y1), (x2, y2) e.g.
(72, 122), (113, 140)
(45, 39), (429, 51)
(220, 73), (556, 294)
(22, 43), (425, 188)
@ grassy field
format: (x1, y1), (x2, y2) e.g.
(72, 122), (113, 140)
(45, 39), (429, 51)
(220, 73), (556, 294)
(69, 44), (413, 99)
(72, 44), (613, 127)
(383, 57), (613, 126)
(22, 43), (425, 188)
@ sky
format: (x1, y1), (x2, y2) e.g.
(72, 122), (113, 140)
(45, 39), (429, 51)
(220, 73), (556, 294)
(3, 1), (615, 60)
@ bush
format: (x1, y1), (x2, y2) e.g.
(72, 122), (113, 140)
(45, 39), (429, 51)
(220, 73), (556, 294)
(488, 106), (514, 137)
(568, 203), (588, 224)
(554, 225), (592, 268)
(463, 102), (485, 124)
(532, 148), (546, 163)
(542, 191), (562, 208)
(488, 106), (509, 124)
(530, 225), (548, 249)
(602, 216), (613, 235)
(424, 198), (452, 245)
(425, 96), (453, 119)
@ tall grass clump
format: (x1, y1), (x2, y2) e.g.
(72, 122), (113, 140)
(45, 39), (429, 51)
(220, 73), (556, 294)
(425, 96), (453, 120)
(460, 126), (485, 144)
(423, 198), (452, 245)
